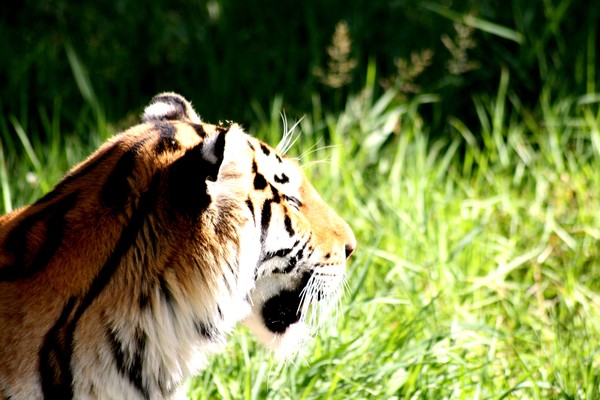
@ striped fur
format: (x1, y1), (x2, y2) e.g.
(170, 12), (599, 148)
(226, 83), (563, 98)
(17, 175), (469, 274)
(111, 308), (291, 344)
(0, 93), (355, 400)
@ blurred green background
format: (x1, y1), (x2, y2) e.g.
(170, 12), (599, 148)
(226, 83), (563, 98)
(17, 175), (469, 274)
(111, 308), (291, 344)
(1, 0), (598, 135)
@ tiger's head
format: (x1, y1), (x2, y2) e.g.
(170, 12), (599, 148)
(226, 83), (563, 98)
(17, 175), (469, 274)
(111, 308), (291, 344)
(143, 93), (356, 354)
(239, 131), (356, 354)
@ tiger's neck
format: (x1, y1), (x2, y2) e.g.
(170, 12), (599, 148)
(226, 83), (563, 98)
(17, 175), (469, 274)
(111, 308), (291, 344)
(0, 188), (258, 398)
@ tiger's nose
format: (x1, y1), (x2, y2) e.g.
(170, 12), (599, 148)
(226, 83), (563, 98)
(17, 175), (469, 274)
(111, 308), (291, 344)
(345, 243), (355, 259)
(344, 229), (356, 259)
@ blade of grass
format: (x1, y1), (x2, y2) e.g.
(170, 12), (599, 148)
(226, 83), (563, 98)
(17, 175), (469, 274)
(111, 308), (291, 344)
(9, 116), (41, 173)
(0, 142), (12, 213)
(421, 2), (525, 44)
(65, 42), (106, 134)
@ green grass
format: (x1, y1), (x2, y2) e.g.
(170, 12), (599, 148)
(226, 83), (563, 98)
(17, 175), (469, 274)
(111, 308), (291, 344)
(189, 76), (600, 399)
(1, 74), (599, 398)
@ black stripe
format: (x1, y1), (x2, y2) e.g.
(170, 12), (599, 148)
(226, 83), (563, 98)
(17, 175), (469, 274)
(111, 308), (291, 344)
(270, 185), (280, 203)
(34, 145), (118, 206)
(283, 194), (303, 209)
(0, 191), (79, 281)
(158, 274), (174, 311)
(154, 122), (180, 155)
(88, 383), (97, 398)
(251, 160), (267, 190)
(260, 200), (272, 245)
(283, 257), (298, 274)
(246, 198), (255, 221)
(106, 327), (127, 385)
(39, 176), (161, 399)
(283, 239), (309, 273)
(40, 297), (77, 399)
(164, 126), (227, 214)
(259, 143), (271, 156)
(129, 328), (149, 399)
(86, 177), (160, 318)
(283, 213), (294, 237)
(107, 326), (149, 398)
(274, 173), (289, 184)
(139, 288), (150, 311)
(213, 127), (228, 166)
(191, 123), (207, 138)
(306, 245), (316, 262)
(254, 173), (267, 190)
(194, 319), (218, 340)
(101, 140), (148, 211)
(166, 143), (216, 217)
(1, 387), (13, 400)
(225, 261), (236, 288)
(25, 193), (78, 278)
(156, 366), (175, 399)
(262, 247), (295, 263)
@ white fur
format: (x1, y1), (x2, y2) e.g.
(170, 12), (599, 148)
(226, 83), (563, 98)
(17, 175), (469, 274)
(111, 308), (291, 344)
(243, 317), (310, 358)
(143, 102), (181, 121)
(142, 93), (202, 124)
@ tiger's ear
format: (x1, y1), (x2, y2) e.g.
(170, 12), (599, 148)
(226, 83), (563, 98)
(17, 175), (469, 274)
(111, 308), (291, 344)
(164, 127), (227, 215)
(166, 125), (252, 214)
(204, 124), (255, 202)
(182, 123), (251, 184)
(142, 92), (202, 124)
(214, 125), (254, 181)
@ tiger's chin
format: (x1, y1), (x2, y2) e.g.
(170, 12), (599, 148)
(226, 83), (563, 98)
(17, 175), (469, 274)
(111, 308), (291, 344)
(243, 312), (311, 358)
(242, 269), (343, 358)
(243, 285), (310, 358)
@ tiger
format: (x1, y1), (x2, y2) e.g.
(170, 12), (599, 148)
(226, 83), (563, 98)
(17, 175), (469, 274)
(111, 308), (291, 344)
(0, 93), (356, 400)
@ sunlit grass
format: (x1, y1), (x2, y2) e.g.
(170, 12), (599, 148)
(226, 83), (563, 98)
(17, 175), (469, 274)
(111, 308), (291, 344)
(193, 74), (599, 399)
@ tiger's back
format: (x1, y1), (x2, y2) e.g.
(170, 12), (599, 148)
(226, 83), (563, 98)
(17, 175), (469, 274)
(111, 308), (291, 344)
(0, 93), (355, 400)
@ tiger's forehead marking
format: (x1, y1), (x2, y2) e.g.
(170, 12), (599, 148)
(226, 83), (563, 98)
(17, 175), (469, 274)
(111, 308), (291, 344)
(251, 138), (303, 195)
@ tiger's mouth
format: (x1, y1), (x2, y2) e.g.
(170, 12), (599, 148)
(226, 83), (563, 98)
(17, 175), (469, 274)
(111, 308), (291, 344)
(244, 267), (344, 353)
(261, 288), (303, 333)
(260, 272), (324, 334)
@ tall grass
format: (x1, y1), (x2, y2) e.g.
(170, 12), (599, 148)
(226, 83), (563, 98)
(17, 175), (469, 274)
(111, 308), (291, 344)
(186, 72), (600, 398)
(1, 72), (599, 398)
